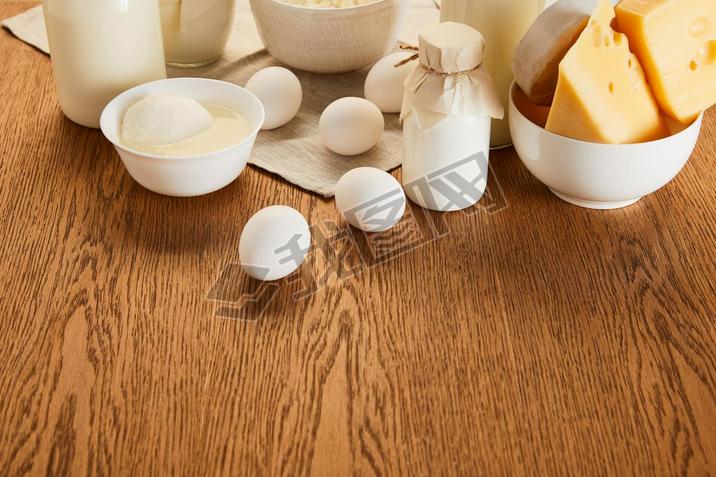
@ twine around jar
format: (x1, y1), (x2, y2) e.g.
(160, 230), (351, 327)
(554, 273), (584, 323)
(394, 44), (481, 77)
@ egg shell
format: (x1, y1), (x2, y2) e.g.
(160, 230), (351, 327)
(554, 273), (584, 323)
(245, 67), (303, 130)
(319, 97), (384, 156)
(335, 167), (406, 232)
(239, 206), (311, 281)
(121, 94), (213, 145)
(364, 52), (416, 113)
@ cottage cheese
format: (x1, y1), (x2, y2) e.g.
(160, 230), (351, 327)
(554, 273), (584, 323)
(280, 0), (379, 8)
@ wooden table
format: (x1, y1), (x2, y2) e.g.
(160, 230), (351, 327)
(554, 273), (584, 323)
(1, 2), (715, 475)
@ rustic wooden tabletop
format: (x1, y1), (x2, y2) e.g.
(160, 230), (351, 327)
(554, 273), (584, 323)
(1, 2), (715, 475)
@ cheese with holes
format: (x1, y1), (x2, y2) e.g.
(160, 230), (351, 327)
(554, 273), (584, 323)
(546, 0), (668, 143)
(616, 0), (716, 123)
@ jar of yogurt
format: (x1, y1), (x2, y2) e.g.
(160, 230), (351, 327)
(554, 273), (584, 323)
(400, 22), (503, 212)
(160, 0), (236, 68)
(42, 0), (167, 128)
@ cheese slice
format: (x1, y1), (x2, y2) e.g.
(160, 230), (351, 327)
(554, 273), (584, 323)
(512, 0), (596, 106)
(616, 0), (716, 124)
(546, 0), (668, 144)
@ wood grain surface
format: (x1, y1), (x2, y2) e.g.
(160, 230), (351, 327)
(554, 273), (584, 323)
(1, 2), (715, 475)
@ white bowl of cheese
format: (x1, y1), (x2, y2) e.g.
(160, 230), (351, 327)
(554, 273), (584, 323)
(249, 0), (409, 74)
(509, 83), (703, 210)
(100, 78), (265, 197)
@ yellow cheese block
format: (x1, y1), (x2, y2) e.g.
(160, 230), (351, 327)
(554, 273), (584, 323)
(546, 0), (668, 144)
(616, 0), (716, 124)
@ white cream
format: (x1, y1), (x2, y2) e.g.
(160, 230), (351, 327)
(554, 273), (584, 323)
(42, 0), (166, 128)
(121, 101), (252, 157)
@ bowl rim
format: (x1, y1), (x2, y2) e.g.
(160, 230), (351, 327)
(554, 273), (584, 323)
(100, 77), (265, 162)
(261, 0), (396, 13)
(509, 82), (703, 148)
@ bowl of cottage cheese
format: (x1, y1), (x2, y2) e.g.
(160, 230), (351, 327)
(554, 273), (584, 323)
(249, 0), (409, 73)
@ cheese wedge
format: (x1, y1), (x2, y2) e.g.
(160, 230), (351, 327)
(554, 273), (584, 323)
(616, 0), (716, 123)
(546, 0), (668, 144)
(512, 0), (595, 106)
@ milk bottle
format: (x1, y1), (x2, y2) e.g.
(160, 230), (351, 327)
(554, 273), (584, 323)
(43, 0), (167, 128)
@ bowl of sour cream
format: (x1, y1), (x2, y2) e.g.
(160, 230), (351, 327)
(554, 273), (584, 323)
(100, 78), (265, 197)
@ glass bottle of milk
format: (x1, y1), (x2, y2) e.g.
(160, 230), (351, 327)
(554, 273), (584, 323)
(42, 0), (167, 128)
(160, 0), (236, 68)
(440, 0), (551, 148)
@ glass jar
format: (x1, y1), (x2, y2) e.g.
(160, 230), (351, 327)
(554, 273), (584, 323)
(42, 0), (166, 128)
(160, 0), (236, 68)
(400, 22), (503, 212)
(403, 113), (492, 211)
(440, 0), (548, 148)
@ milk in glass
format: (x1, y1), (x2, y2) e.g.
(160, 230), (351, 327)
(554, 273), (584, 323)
(43, 0), (166, 128)
(440, 0), (548, 147)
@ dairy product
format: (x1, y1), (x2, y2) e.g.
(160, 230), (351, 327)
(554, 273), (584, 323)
(512, 86), (551, 128)
(121, 100), (251, 157)
(42, 0), (166, 128)
(122, 95), (213, 145)
(401, 21), (501, 212)
(546, 0), (668, 144)
(616, 0), (716, 123)
(160, 0), (235, 67)
(440, 0), (544, 147)
(513, 0), (599, 106)
(280, 0), (379, 7)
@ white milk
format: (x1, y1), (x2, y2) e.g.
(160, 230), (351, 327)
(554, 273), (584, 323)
(43, 0), (166, 128)
(160, 0), (236, 67)
(403, 112), (491, 211)
(440, 0), (547, 148)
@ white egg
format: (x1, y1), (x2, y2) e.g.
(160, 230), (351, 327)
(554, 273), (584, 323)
(239, 206), (311, 281)
(364, 52), (416, 113)
(121, 94), (212, 145)
(245, 67), (303, 130)
(319, 97), (384, 156)
(335, 167), (406, 232)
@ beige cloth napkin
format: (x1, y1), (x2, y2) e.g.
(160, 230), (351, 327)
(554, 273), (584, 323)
(2, 1), (439, 197)
(1, 5), (47, 52)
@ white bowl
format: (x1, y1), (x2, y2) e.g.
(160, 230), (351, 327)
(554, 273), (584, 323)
(509, 83), (703, 209)
(249, 0), (409, 74)
(100, 78), (265, 197)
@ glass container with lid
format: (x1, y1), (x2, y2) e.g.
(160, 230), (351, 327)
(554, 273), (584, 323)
(400, 21), (503, 212)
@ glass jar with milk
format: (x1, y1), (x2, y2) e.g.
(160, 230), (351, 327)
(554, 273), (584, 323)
(160, 0), (236, 67)
(42, 0), (167, 128)
(400, 22), (503, 212)
(440, 0), (553, 148)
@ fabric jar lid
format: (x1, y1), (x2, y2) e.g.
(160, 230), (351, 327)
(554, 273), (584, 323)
(418, 21), (486, 75)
